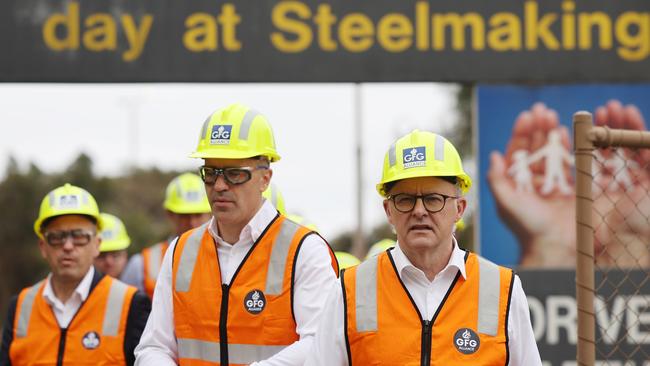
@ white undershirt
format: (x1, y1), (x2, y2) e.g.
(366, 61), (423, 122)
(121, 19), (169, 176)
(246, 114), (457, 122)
(41, 266), (95, 328)
(305, 241), (543, 366)
(134, 199), (338, 366)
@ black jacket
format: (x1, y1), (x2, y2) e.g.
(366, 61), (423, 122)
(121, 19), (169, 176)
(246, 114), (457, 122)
(0, 268), (151, 366)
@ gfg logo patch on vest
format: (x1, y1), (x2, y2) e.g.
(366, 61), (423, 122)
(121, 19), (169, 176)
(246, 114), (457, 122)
(210, 125), (232, 145)
(244, 290), (266, 314)
(403, 147), (426, 168)
(81, 331), (100, 350)
(453, 328), (480, 354)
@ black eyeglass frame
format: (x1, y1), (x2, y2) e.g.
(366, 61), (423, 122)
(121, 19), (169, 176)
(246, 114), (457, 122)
(386, 192), (459, 213)
(199, 165), (269, 186)
(42, 229), (96, 248)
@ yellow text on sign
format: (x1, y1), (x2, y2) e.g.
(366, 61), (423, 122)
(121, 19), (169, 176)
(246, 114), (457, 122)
(42, 2), (154, 62)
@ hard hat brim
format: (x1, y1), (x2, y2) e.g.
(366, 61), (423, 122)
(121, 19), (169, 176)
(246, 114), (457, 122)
(189, 150), (281, 162)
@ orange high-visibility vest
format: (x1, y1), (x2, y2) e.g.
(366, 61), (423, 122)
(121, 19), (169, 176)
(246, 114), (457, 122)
(10, 275), (136, 366)
(343, 250), (514, 366)
(142, 241), (169, 298)
(172, 215), (339, 366)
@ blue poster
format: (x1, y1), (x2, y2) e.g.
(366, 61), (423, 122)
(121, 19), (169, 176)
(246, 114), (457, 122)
(478, 84), (650, 267)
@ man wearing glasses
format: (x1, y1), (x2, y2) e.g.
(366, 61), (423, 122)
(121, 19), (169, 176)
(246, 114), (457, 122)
(306, 130), (541, 365)
(135, 103), (339, 365)
(0, 183), (151, 366)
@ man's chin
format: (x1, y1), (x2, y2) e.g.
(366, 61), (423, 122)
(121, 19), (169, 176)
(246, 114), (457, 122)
(403, 233), (437, 248)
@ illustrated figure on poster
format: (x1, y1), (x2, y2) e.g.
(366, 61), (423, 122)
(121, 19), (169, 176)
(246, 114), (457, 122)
(593, 148), (639, 193)
(526, 129), (574, 195)
(603, 148), (639, 191)
(508, 150), (534, 193)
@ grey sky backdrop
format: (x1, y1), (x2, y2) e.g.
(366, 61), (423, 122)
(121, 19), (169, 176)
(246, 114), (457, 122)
(0, 83), (467, 240)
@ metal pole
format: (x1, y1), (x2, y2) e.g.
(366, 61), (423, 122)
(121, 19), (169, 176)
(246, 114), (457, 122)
(574, 111), (595, 366)
(119, 97), (140, 169)
(351, 83), (365, 259)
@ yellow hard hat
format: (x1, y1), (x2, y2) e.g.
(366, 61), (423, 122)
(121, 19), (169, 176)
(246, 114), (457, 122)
(190, 103), (281, 162)
(286, 214), (318, 231)
(164, 173), (211, 214)
(33, 183), (103, 239)
(99, 213), (131, 252)
(263, 183), (286, 215)
(365, 238), (396, 259)
(376, 130), (471, 197)
(335, 251), (361, 270)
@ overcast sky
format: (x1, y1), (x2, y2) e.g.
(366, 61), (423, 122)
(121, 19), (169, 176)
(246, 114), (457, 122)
(0, 83), (462, 240)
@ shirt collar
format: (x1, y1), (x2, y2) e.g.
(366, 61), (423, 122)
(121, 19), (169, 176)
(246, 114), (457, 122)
(207, 198), (278, 246)
(42, 266), (95, 305)
(391, 237), (467, 280)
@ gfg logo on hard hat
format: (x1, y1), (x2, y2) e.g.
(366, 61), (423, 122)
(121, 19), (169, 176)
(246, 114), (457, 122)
(57, 195), (80, 209)
(210, 125), (232, 145)
(403, 146), (426, 168)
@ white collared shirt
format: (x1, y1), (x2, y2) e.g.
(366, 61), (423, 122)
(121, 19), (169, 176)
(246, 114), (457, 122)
(42, 266), (95, 328)
(305, 241), (542, 366)
(135, 199), (338, 366)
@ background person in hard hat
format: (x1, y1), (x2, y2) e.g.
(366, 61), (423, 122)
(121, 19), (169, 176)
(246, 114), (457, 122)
(263, 183), (286, 215)
(307, 131), (541, 365)
(0, 184), (150, 366)
(135, 103), (339, 365)
(365, 238), (396, 259)
(94, 213), (131, 279)
(334, 252), (360, 270)
(120, 173), (212, 298)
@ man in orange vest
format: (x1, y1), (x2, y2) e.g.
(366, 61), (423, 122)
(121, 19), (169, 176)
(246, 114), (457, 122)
(135, 103), (339, 365)
(0, 184), (150, 366)
(120, 173), (212, 299)
(307, 130), (541, 365)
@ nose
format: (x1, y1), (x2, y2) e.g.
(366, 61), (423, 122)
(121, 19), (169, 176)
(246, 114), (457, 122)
(411, 197), (428, 217)
(61, 236), (76, 250)
(210, 174), (229, 191)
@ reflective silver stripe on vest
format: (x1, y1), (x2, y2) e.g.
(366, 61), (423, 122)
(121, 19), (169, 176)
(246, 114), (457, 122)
(388, 142), (397, 167)
(265, 219), (300, 296)
(102, 280), (129, 336)
(15, 280), (44, 338)
(178, 338), (220, 363)
(434, 134), (445, 161)
(239, 109), (260, 140)
(477, 257), (501, 336)
(175, 223), (209, 293)
(147, 243), (164, 281)
(355, 255), (379, 332)
(229, 343), (287, 364)
(177, 338), (287, 364)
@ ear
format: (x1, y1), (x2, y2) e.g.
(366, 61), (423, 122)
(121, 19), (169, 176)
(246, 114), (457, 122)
(383, 199), (395, 226)
(91, 237), (101, 260)
(38, 240), (47, 260)
(260, 169), (273, 192)
(455, 197), (467, 222)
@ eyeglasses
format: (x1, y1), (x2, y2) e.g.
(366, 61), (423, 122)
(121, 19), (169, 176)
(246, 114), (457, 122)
(387, 193), (458, 213)
(199, 165), (268, 185)
(43, 229), (95, 248)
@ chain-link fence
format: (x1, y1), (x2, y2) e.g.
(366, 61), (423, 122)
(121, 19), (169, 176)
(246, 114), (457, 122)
(574, 112), (650, 366)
